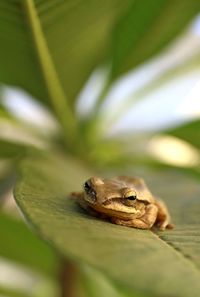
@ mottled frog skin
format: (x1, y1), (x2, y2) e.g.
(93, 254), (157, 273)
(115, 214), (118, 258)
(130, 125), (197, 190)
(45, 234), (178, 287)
(71, 176), (174, 230)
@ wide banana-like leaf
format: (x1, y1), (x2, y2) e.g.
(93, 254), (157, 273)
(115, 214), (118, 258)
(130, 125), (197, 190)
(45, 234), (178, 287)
(0, 0), (128, 107)
(1, 1), (200, 111)
(14, 154), (200, 297)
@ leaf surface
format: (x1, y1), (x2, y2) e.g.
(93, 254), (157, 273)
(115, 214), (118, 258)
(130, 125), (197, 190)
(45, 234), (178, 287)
(14, 154), (200, 296)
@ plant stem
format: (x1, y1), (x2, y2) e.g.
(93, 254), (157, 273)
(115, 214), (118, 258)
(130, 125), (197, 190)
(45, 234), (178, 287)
(23, 0), (77, 148)
(59, 260), (78, 297)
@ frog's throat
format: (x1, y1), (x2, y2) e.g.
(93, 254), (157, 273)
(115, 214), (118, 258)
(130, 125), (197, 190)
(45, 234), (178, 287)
(85, 196), (139, 215)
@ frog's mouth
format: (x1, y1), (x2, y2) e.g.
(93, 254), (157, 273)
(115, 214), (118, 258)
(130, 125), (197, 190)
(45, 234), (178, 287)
(85, 194), (139, 215)
(102, 198), (139, 214)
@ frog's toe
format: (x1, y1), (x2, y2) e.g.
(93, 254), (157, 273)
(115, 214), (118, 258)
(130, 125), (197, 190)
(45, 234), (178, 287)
(166, 223), (174, 229)
(157, 221), (174, 230)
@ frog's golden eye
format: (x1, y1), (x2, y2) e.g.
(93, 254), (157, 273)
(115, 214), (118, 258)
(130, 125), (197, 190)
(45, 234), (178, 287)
(127, 195), (137, 201)
(124, 190), (137, 201)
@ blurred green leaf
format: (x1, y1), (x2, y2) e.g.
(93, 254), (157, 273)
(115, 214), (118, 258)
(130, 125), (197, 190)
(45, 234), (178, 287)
(0, 139), (28, 159)
(14, 154), (200, 297)
(0, 286), (30, 297)
(0, 0), (129, 107)
(166, 120), (200, 150)
(0, 170), (15, 199)
(81, 264), (148, 297)
(0, 212), (58, 276)
(111, 0), (200, 78)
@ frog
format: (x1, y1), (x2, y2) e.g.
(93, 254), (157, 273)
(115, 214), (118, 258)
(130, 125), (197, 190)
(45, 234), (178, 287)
(71, 176), (174, 230)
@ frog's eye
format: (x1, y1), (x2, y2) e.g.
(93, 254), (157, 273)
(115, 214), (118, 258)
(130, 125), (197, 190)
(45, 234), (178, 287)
(84, 181), (91, 191)
(124, 189), (137, 200)
(84, 181), (96, 201)
(127, 195), (137, 201)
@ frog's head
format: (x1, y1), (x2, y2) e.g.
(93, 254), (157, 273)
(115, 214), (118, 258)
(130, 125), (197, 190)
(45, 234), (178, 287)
(83, 176), (146, 218)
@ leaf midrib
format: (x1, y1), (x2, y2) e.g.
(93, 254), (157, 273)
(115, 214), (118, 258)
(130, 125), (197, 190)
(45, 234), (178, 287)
(22, 0), (77, 144)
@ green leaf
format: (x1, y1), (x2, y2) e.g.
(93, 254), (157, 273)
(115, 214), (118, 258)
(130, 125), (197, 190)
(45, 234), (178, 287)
(0, 286), (31, 297)
(14, 154), (200, 297)
(0, 212), (58, 276)
(0, 0), (129, 106)
(166, 120), (200, 150)
(111, 0), (200, 77)
(0, 164), (14, 198)
(0, 0), (132, 144)
(80, 264), (147, 297)
(0, 139), (28, 159)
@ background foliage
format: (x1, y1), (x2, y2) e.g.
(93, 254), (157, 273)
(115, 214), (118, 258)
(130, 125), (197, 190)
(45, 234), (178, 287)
(0, 0), (200, 296)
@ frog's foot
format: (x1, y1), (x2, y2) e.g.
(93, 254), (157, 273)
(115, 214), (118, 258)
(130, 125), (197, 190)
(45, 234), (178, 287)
(111, 204), (158, 230)
(155, 199), (174, 230)
(157, 221), (174, 231)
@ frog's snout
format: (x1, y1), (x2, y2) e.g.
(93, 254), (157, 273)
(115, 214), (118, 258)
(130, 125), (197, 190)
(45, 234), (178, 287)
(84, 191), (97, 203)
(89, 192), (97, 202)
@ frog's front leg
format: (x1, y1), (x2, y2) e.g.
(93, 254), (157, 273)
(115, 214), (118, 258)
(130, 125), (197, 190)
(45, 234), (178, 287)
(155, 199), (174, 230)
(111, 204), (158, 230)
(71, 191), (89, 211)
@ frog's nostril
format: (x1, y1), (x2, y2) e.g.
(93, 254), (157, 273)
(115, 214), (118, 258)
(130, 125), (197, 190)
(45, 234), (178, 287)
(86, 189), (96, 202)
(91, 197), (97, 203)
(90, 191), (96, 201)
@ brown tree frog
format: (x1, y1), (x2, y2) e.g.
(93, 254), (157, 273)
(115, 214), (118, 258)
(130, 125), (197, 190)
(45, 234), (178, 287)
(71, 176), (174, 230)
